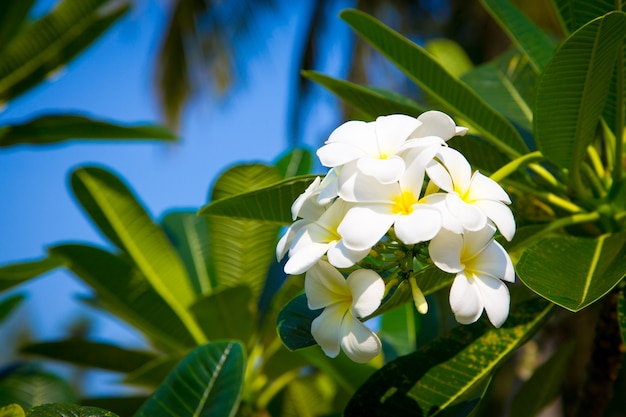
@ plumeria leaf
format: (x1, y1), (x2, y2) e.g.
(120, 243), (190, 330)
(49, 244), (197, 351)
(344, 298), (552, 417)
(0, 404), (25, 417)
(70, 167), (205, 344)
(534, 12), (626, 171)
(509, 342), (575, 417)
(552, 0), (623, 33)
(0, 114), (176, 147)
(447, 135), (512, 175)
(0, 294), (25, 324)
(198, 174), (318, 224)
(0, 367), (77, 411)
(206, 164), (283, 299)
(134, 341), (245, 417)
(517, 232), (626, 311)
(0, 0), (128, 104)
(26, 404), (118, 417)
(275, 147), (313, 178)
(380, 304), (420, 360)
(481, 0), (555, 73)
(0, 1), (34, 50)
(424, 39), (473, 78)
(79, 397), (147, 417)
(340, 9), (528, 158)
(123, 354), (184, 387)
(277, 293), (321, 351)
(161, 211), (213, 296)
(303, 70), (425, 119)
(274, 374), (336, 417)
(20, 339), (157, 373)
(619, 286), (626, 345)
(0, 256), (63, 292)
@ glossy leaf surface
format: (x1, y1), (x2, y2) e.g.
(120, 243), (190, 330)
(344, 298), (552, 417)
(517, 232), (626, 311)
(552, 0), (623, 33)
(134, 341), (245, 417)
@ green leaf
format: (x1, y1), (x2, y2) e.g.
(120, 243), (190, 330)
(517, 232), (626, 311)
(424, 39), (473, 78)
(618, 285), (626, 345)
(303, 70), (425, 119)
(534, 12), (626, 171)
(20, 339), (157, 373)
(27, 404), (118, 417)
(70, 166), (205, 344)
(447, 135), (513, 175)
(80, 396), (147, 417)
(460, 51), (535, 133)
(275, 148), (313, 179)
(50, 244), (197, 351)
(199, 175), (317, 224)
(0, 0), (128, 104)
(0, 368), (77, 411)
(206, 164), (283, 299)
(0, 114), (176, 147)
(161, 211), (213, 296)
(0, 1), (35, 50)
(0, 294), (25, 324)
(0, 403), (25, 417)
(481, 0), (555, 72)
(0, 256), (63, 292)
(189, 286), (256, 343)
(380, 304), (419, 359)
(123, 354), (183, 387)
(274, 374), (336, 417)
(134, 341), (246, 417)
(551, 0), (623, 34)
(340, 9), (528, 158)
(344, 298), (553, 417)
(509, 342), (575, 417)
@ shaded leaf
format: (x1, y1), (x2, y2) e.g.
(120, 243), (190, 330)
(27, 404), (118, 417)
(552, 0), (622, 33)
(0, 1), (34, 50)
(0, 114), (176, 148)
(510, 342), (575, 417)
(276, 374), (336, 417)
(534, 12), (626, 171)
(123, 355), (183, 387)
(303, 70), (425, 120)
(618, 286), (626, 345)
(275, 148), (313, 179)
(50, 244), (197, 351)
(20, 339), (157, 373)
(0, 256), (63, 293)
(344, 298), (552, 417)
(134, 341), (245, 417)
(340, 9), (528, 158)
(0, 0), (128, 103)
(380, 304), (419, 359)
(0, 294), (26, 324)
(198, 175), (318, 224)
(0, 367), (77, 411)
(447, 135), (512, 175)
(517, 232), (626, 311)
(80, 397), (146, 417)
(162, 211), (213, 296)
(70, 167), (205, 344)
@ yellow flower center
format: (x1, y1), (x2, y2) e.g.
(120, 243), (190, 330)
(392, 190), (417, 215)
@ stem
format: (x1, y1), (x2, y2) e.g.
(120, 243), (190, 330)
(581, 162), (607, 198)
(575, 289), (625, 417)
(490, 151), (544, 183)
(586, 145), (606, 184)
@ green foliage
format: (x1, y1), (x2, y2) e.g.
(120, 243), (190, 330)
(0, 294), (25, 324)
(0, 256), (63, 292)
(0, 404), (25, 417)
(27, 404), (118, 417)
(0, 367), (77, 411)
(134, 341), (246, 417)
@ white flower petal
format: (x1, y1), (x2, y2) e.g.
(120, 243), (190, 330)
(446, 193), (487, 231)
(429, 228), (464, 273)
(339, 163), (399, 203)
(426, 159), (454, 192)
(340, 317), (382, 363)
(375, 114), (421, 152)
(474, 200), (516, 241)
(291, 177), (322, 220)
(455, 126), (469, 136)
(311, 303), (346, 358)
(305, 261), (348, 309)
(327, 120), (376, 148)
(414, 110), (458, 141)
(327, 241), (370, 269)
(357, 155), (405, 184)
(276, 220), (308, 261)
(449, 273), (484, 325)
(338, 205), (396, 250)
(317, 168), (339, 204)
(473, 274), (510, 328)
(462, 224), (497, 257)
(284, 240), (330, 275)
(422, 193), (463, 234)
(437, 147), (472, 192)
(317, 142), (366, 168)
(394, 205), (442, 244)
(347, 269), (385, 318)
(470, 239), (516, 283)
(466, 172), (511, 203)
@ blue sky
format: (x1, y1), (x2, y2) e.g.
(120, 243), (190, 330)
(0, 0), (349, 393)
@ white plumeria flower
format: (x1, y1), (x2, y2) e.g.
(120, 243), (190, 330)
(425, 147), (516, 241)
(336, 147), (443, 250)
(317, 112), (466, 185)
(306, 261), (384, 363)
(282, 199), (370, 275)
(429, 225), (515, 328)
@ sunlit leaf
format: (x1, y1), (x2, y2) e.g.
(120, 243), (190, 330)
(344, 298), (552, 417)
(20, 339), (157, 373)
(340, 9), (528, 158)
(303, 70), (425, 120)
(190, 285), (256, 343)
(0, 404), (25, 417)
(447, 135), (513, 175)
(276, 374), (336, 417)
(275, 148), (313, 179)
(517, 232), (626, 311)
(134, 341), (245, 417)
(199, 175), (317, 224)
(0, 0), (128, 104)
(481, 0), (555, 72)
(70, 167), (205, 344)
(206, 165), (283, 299)
(534, 12), (626, 171)
(27, 404), (118, 417)
(0, 256), (63, 293)
(0, 294), (25, 324)
(509, 342), (575, 417)
(0, 114), (176, 148)
(162, 211), (213, 296)
(50, 244), (197, 351)
(424, 39), (473, 78)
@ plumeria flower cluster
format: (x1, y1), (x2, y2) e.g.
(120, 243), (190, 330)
(277, 111), (516, 363)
